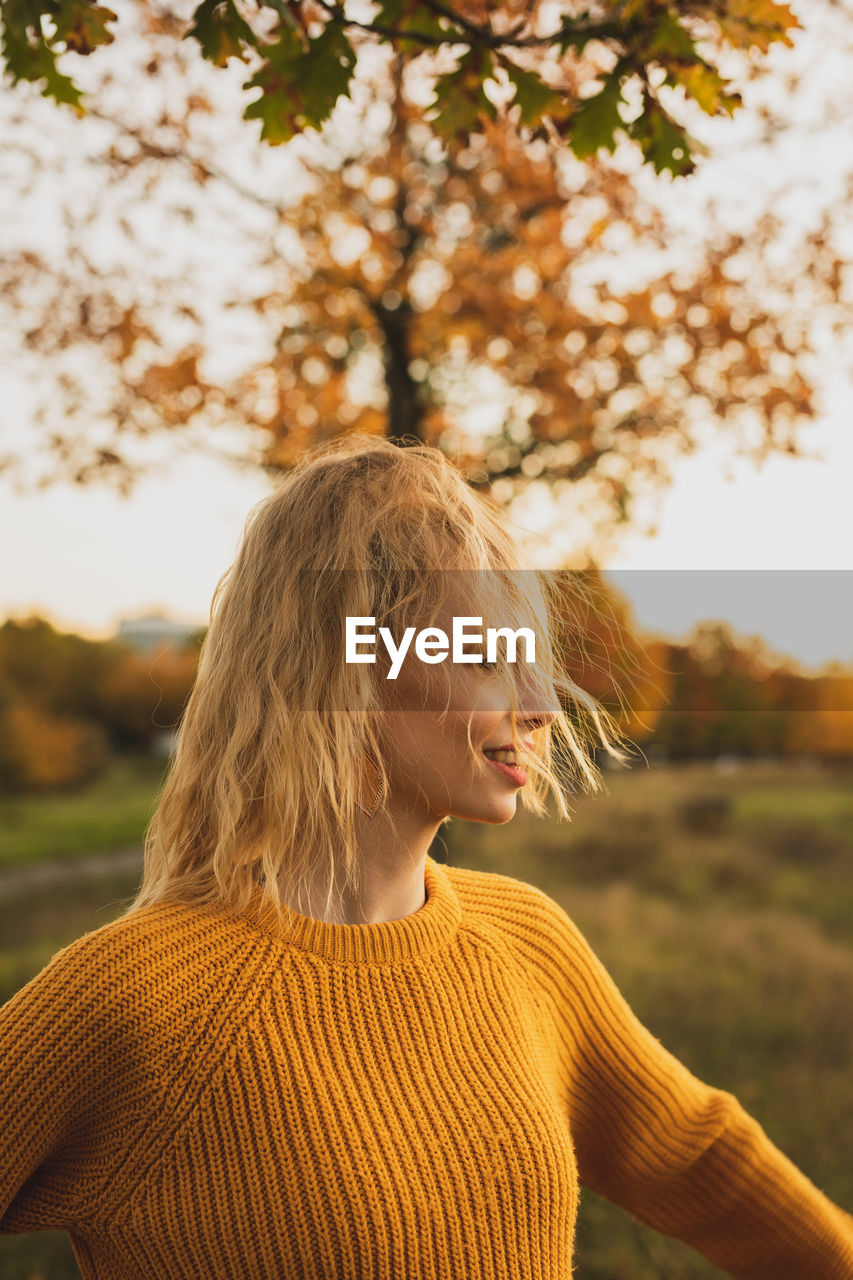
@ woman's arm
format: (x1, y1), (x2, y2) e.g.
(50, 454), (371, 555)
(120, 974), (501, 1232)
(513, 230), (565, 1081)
(0, 932), (115, 1234)
(522, 885), (853, 1279)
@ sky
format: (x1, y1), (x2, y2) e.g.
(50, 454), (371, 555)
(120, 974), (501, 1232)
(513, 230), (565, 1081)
(1, 0), (852, 672)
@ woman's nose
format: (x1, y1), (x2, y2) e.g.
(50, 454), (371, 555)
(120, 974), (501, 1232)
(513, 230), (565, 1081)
(516, 668), (560, 730)
(519, 704), (558, 734)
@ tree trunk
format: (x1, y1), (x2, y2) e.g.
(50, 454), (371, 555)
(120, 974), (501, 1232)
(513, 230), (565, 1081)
(377, 300), (424, 445)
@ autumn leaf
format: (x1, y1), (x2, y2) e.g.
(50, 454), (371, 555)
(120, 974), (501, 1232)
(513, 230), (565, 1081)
(185, 0), (255, 67)
(714, 0), (801, 53)
(669, 63), (742, 117)
(645, 10), (696, 60)
(0, 5), (84, 107)
(0, 0), (807, 173)
(626, 98), (696, 176)
(52, 0), (117, 55)
(503, 61), (562, 127)
(374, 0), (459, 53)
(428, 49), (498, 146)
(566, 65), (628, 161)
(641, 12), (743, 117)
(244, 20), (356, 143)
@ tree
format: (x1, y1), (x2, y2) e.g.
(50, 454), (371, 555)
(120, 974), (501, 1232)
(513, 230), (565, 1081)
(548, 568), (673, 747)
(1, 0), (802, 176)
(642, 622), (853, 762)
(0, 697), (109, 791)
(0, 616), (201, 777)
(4, 34), (847, 551)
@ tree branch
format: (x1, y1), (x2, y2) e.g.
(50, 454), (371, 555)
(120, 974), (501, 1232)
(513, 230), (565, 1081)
(87, 107), (294, 219)
(308, 0), (632, 52)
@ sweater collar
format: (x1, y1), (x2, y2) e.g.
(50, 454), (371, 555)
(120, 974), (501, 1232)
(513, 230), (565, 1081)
(240, 854), (462, 965)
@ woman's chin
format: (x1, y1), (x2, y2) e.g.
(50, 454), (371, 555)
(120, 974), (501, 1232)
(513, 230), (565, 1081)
(456, 794), (519, 826)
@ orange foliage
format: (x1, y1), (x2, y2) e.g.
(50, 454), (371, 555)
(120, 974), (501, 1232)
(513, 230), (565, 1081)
(3, 66), (839, 541)
(0, 699), (109, 792)
(548, 571), (673, 745)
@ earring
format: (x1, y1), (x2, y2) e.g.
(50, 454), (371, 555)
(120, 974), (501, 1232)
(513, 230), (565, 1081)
(356, 753), (384, 819)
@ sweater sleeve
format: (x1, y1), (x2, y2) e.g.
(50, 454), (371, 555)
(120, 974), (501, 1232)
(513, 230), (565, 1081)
(524, 887), (853, 1280)
(0, 931), (123, 1234)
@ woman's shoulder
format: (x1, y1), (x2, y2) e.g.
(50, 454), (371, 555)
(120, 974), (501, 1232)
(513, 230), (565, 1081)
(445, 863), (636, 1029)
(445, 862), (586, 961)
(3, 897), (260, 1031)
(446, 861), (567, 917)
(28, 899), (211, 983)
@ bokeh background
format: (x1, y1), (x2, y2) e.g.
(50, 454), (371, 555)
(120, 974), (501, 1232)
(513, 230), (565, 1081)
(1, 0), (852, 1274)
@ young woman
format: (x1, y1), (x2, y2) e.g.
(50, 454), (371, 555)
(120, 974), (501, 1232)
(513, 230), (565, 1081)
(1, 434), (851, 1279)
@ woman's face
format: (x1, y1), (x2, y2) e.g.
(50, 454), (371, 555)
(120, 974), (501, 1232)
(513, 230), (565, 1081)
(375, 588), (559, 825)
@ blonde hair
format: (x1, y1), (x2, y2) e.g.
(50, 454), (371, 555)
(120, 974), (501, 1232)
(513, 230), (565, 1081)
(121, 435), (630, 928)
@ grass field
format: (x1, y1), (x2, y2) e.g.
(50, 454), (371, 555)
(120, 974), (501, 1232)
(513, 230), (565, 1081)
(1, 756), (851, 1278)
(0, 752), (167, 870)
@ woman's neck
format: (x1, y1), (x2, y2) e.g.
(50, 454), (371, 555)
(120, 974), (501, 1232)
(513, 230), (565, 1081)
(275, 806), (442, 926)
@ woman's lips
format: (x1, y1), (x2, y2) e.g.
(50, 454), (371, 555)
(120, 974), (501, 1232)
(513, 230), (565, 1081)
(483, 740), (534, 761)
(483, 748), (528, 786)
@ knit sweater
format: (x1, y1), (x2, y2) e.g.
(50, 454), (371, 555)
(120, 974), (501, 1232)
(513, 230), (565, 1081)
(2, 856), (852, 1279)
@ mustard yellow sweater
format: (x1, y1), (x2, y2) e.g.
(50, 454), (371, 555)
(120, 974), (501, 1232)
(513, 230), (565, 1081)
(2, 856), (852, 1279)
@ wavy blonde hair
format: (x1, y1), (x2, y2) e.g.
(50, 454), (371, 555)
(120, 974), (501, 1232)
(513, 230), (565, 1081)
(121, 434), (631, 928)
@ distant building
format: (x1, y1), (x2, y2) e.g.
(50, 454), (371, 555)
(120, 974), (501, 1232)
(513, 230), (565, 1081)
(116, 613), (202, 654)
(152, 728), (180, 757)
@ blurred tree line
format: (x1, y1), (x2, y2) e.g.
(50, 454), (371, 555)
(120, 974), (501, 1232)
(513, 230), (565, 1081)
(0, 617), (203, 792)
(550, 573), (853, 765)
(1, 595), (850, 795)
